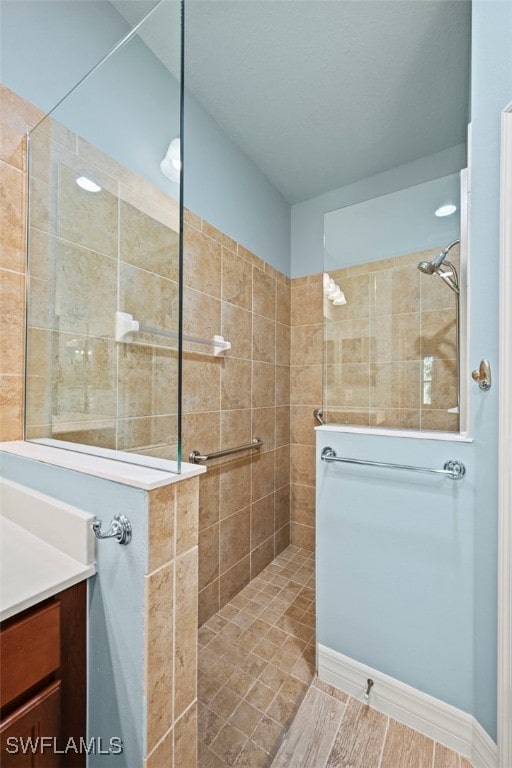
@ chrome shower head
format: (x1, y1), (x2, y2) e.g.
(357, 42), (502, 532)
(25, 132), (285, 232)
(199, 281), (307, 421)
(416, 240), (460, 294)
(417, 259), (437, 275)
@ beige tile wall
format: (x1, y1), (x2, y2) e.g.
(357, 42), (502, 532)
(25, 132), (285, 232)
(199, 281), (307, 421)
(24, 113), (181, 458)
(0, 86), (44, 441)
(286, 247), (460, 553)
(289, 274), (323, 552)
(326, 248), (459, 431)
(145, 475), (199, 767)
(182, 213), (291, 625)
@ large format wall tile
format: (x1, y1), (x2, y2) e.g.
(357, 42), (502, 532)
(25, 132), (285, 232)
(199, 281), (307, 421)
(0, 374), (23, 440)
(0, 86), (40, 440)
(222, 408), (252, 448)
(221, 358), (252, 410)
(118, 344), (179, 419)
(222, 247), (252, 310)
(184, 225), (222, 297)
(120, 199), (179, 281)
(289, 274), (322, 551)
(0, 86), (43, 169)
(55, 240), (117, 337)
(0, 90), (179, 456)
(183, 286), (222, 341)
(0, 269), (24, 376)
(175, 549), (198, 717)
(182, 219), (291, 623)
(253, 267), (276, 320)
(220, 507), (251, 571)
(146, 562), (174, 751)
(0, 161), (25, 273)
(57, 165), (118, 257)
(120, 262), (179, 334)
(323, 249), (459, 434)
(145, 476), (199, 768)
(219, 553), (251, 604)
(223, 301), (253, 360)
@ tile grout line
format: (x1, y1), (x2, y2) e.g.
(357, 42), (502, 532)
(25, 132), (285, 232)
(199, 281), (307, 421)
(320, 694), (348, 768)
(198, 547), (315, 765)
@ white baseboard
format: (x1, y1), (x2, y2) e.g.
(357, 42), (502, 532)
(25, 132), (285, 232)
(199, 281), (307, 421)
(472, 721), (499, 768)
(317, 644), (497, 768)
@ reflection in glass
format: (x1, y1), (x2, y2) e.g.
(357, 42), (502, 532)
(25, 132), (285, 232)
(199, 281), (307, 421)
(323, 174), (464, 433)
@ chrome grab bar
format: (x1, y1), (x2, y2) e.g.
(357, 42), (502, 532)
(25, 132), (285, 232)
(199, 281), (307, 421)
(321, 447), (466, 480)
(190, 437), (263, 464)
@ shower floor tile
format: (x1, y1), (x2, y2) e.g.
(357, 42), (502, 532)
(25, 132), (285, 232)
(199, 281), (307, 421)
(198, 545), (315, 767)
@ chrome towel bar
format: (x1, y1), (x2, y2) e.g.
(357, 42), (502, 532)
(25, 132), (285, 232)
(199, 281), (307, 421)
(190, 437), (263, 464)
(321, 447), (466, 480)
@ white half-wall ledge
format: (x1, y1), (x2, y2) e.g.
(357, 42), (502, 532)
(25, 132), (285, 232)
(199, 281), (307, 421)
(315, 425), (474, 442)
(0, 441), (205, 490)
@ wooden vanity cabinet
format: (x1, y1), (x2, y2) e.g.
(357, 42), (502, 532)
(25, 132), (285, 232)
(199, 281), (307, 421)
(1, 681), (61, 767)
(0, 582), (87, 768)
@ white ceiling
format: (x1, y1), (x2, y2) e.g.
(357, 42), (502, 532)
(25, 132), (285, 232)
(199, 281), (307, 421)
(113, 0), (471, 204)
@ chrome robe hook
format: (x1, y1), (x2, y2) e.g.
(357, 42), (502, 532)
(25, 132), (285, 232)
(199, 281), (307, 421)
(472, 359), (492, 391)
(92, 514), (132, 545)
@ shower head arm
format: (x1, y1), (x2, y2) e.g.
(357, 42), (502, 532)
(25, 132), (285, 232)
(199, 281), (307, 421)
(443, 239), (461, 255)
(430, 239), (461, 271)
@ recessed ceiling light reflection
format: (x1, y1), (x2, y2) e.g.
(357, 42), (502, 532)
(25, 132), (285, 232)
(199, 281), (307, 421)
(435, 204), (457, 217)
(76, 176), (101, 193)
(160, 137), (181, 182)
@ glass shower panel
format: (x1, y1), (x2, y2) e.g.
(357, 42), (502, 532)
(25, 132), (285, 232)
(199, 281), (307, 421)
(25, 0), (183, 469)
(323, 174), (463, 433)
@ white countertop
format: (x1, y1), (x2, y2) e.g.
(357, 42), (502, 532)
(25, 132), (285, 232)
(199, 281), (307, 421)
(0, 478), (97, 622)
(0, 517), (95, 622)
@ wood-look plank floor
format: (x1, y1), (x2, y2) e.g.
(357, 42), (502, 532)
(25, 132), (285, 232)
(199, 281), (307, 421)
(270, 678), (474, 768)
(271, 686), (344, 766)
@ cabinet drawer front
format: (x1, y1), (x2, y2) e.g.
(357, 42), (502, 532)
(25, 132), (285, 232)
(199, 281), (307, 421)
(0, 680), (61, 767)
(0, 602), (61, 709)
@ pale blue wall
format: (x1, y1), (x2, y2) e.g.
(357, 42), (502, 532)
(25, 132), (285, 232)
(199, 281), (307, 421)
(316, 430), (476, 714)
(0, 452), (148, 766)
(316, 1), (512, 740)
(0, 0), (291, 274)
(291, 144), (466, 278)
(0, 1), (130, 110)
(469, 0), (512, 738)
(324, 174), (460, 270)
